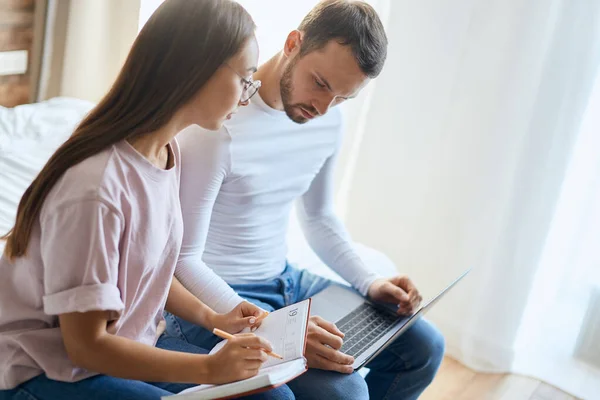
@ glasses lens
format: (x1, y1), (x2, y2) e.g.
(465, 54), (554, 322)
(241, 81), (260, 102)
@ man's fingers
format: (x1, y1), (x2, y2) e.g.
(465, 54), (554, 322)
(411, 293), (423, 309)
(407, 287), (421, 299)
(397, 294), (422, 315)
(316, 344), (354, 365)
(387, 284), (410, 303)
(397, 305), (413, 315)
(397, 300), (416, 315)
(312, 315), (344, 338)
(403, 289), (421, 309)
(309, 325), (344, 350)
(398, 277), (418, 295)
(312, 354), (354, 374)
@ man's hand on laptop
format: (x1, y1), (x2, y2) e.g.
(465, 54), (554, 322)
(306, 315), (355, 374)
(368, 276), (423, 315)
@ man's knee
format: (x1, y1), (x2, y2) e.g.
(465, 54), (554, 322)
(287, 369), (368, 400)
(383, 319), (445, 384)
(415, 320), (445, 384)
(324, 372), (368, 400)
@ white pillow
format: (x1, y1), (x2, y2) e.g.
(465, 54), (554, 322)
(0, 97), (94, 251)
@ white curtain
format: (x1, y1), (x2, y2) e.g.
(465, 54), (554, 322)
(514, 69), (600, 396)
(337, 0), (600, 398)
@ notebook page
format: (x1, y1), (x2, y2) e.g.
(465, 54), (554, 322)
(208, 299), (310, 368)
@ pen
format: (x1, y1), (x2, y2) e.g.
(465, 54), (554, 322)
(212, 328), (284, 360)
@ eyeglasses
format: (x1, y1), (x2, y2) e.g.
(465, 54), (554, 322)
(225, 63), (261, 103)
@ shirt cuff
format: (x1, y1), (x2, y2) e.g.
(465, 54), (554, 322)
(354, 272), (383, 297)
(213, 292), (246, 314)
(43, 283), (124, 319)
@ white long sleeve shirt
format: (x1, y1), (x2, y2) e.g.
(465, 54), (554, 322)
(175, 93), (380, 313)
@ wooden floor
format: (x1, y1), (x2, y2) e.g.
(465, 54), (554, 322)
(420, 357), (581, 400)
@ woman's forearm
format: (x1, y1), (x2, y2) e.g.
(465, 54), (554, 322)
(80, 333), (212, 383)
(165, 277), (216, 330)
(59, 311), (215, 384)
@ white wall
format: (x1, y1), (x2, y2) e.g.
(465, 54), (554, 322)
(60, 0), (140, 102)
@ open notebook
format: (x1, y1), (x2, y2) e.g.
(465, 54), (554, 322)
(164, 299), (311, 400)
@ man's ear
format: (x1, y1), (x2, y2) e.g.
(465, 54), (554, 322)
(283, 30), (303, 58)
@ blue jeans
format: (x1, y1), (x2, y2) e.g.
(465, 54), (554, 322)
(166, 264), (445, 400)
(0, 332), (293, 400)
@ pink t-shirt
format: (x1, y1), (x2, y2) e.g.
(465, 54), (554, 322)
(0, 139), (183, 389)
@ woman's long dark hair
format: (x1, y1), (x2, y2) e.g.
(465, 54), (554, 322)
(2, 0), (255, 260)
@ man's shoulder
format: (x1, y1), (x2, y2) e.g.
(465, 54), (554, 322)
(325, 106), (343, 124)
(224, 103), (343, 136)
(177, 124), (232, 155)
(314, 106), (343, 132)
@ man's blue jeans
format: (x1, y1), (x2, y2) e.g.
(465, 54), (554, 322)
(0, 332), (294, 400)
(166, 264), (445, 400)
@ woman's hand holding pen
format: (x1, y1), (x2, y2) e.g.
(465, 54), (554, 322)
(205, 332), (273, 384)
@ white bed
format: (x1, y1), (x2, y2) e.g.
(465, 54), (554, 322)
(0, 98), (95, 247)
(0, 98), (396, 281)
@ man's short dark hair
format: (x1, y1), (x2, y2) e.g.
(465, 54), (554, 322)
(298, 0), (388, 78)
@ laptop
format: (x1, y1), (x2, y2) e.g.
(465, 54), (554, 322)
(310, 269), (470, 369)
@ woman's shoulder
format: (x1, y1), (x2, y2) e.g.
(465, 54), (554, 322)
(43, 145), (122, 214)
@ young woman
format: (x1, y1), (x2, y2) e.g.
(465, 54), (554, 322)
(0, 1), (293, 399)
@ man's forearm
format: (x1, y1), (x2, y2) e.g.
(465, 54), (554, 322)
(175, 258), (245, 314)
(300, 212), (381, 296)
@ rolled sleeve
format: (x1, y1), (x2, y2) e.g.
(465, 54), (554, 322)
(43, 283), (124, 318)
(40, 198), (124, 317)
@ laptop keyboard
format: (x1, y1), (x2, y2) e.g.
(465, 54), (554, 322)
(337, 303), (399, 358)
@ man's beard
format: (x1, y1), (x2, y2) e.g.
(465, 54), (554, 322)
(280, 60), (318, 124)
